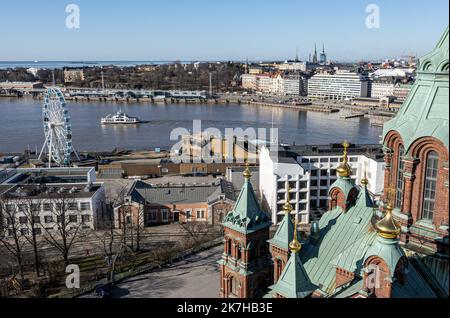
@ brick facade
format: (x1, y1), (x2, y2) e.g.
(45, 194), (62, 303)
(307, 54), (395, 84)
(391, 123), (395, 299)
(220, 227), (271, 298)
(269, 245), (289, 284)
(384, 132), (449, 254)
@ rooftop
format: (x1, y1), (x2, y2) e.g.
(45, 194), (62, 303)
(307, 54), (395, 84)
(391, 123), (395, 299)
(128, 179), (235, 206)
(1, 183), (102, 200)
(269, 143), (384, 163)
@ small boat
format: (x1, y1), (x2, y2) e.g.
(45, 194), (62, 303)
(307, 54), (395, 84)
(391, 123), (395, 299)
(101, 110), (142, 124)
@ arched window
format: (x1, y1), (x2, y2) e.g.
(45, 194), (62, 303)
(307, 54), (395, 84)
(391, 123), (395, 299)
(395, 145), (405, 209)
(236, 245), (242, 260)
(227, 239), (232, 256)
(421, 151), (439, 221)
(276, 259), (284, 279)
(229, 276), (237, 296)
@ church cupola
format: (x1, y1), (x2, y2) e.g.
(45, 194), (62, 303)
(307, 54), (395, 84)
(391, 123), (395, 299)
(268, 187), (299, 283)
(268, 220), (317, 298)
(329, 141), (359, 212)
(363, 191), (407, 298)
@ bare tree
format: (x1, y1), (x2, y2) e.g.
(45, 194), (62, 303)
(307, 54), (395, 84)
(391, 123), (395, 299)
(39, 193), (85, 267)
(18, 198), (42, 276)
(0, 197), (27, 281)
(131, 201), (145, 252)
(178, 221), (211, 244)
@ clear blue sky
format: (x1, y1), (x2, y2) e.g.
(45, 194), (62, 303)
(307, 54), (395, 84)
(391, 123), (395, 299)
(0, 0), (448, 62)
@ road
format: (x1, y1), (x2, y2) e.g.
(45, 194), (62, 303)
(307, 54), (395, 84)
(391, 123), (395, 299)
(81, 245), (222, 298)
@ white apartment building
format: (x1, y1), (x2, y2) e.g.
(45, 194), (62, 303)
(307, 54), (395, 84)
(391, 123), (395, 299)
(308, 71), (369, 100)
(270, 74), (284, 95)
(242, 73), (302, 96)
(242, 74), (256, 90)
(259, 144), (385, 225)
(256, 74), (272, 93)
(0, 168), (106, 238)
(370, 80), (395, 99)
(283, 75), (301, 95)
(277, 62), (307, 72)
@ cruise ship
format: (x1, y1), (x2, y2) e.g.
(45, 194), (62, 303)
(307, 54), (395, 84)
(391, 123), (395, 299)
(101, 110), (142, 124)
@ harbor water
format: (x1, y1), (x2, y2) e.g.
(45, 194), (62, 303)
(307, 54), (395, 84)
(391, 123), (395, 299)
(0, 98), (383, 153)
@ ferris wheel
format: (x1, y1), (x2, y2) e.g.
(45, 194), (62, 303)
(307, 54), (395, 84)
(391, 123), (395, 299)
(38, 87), (78, 167)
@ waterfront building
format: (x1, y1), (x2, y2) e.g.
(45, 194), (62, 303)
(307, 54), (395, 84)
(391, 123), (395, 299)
(283, 74), (301, 96)
(115, 179), (235, 227)
(241, 74), (256, 90)
(0, 81), (44, 91)
(393, 83), (414, 102)
(255, 74), (272, 93)
(269, 73), (284, 95)
(307, 71), (369, 100)
(63, 69), (85, 83)
(370, 79), (396, 99)
(259, 143), (385, 225)
(0, 168), (106, 237)
(219, 145), (441, 298)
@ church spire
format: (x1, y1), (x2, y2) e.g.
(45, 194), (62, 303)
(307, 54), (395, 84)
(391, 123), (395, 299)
(222, 160), (271, 234)
(268, 219), (317, 298)
(268, 185), (297, 251)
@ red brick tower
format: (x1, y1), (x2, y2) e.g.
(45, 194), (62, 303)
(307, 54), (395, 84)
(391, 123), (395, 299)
(218, 164), (272, 298)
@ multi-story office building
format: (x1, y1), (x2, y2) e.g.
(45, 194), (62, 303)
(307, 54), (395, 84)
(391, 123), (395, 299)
(308, 71), (369, 100)
(370, 79), (396, 99)
(259, 144), (385, 225)
(283, 74), (301, 95)
(393, 83), (414, 101)
(0, 168), (106, 238)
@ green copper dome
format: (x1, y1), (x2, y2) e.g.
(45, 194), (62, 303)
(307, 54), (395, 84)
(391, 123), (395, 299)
(383, 26), (449, 153)
(222, 178), (271, 234)
(269, 252), (317, 298)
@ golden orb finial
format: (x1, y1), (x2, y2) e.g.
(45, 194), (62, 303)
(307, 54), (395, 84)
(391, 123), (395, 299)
(361, 169), (369, 186)
(243, 160), (252, 180)
(336, 140), (352, 178)
(289, 220), (302, 253)
(374, 187), (400, 239)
